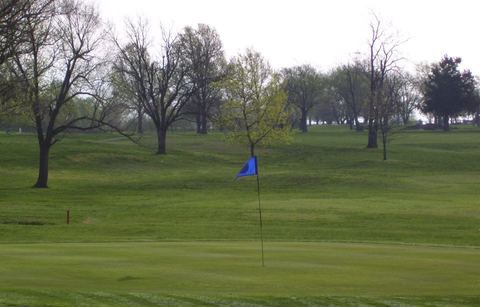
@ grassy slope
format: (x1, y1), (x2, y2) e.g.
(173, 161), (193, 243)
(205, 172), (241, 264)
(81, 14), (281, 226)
(1, 127), (480, 245)
(1, 126), (480, 305)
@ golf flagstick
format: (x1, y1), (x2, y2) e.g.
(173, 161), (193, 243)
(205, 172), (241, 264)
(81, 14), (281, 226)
(256, 172), (265, 267)
(235, 155), (265, 267)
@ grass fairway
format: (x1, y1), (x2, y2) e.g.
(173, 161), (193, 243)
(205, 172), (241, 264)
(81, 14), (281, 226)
(1, 126), (480, 305)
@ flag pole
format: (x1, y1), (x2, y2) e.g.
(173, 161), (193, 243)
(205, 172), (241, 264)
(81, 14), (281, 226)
(236, 155), (265, 267)
(256, 168), (265, 267)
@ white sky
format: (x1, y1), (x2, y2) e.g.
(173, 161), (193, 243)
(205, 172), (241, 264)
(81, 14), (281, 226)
(94, 0), (480, 74)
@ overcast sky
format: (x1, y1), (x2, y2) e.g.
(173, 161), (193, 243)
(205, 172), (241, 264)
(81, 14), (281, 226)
(95, 0), (480, 74)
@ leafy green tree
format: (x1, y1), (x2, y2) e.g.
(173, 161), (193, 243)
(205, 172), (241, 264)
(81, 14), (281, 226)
(220, 49), (290, 156)
(421, 56), (479, 131)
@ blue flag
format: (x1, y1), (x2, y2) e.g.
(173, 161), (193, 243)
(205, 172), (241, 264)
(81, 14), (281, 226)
(236, 156), (258, 179)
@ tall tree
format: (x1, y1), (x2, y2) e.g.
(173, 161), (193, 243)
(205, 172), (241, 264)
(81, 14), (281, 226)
(282, 65), (323, 133)
(220, 49), (290, 157)
(113, 19), (195, 154)
(0, 0), (44, 65)
(0, 0), (53, 116)
(330, 62), (369, 131)
(378, 72), (402, 160)
(0, 61), (22, 116)
(395, 72), (421, 125)
(177, 24), (226, 134)
(366, 15), (402, 148)
(12, 0), (115, 188)
(475, 100), (480, 127)
(421, 56), (479, 131)
(110, 44), (146, 134)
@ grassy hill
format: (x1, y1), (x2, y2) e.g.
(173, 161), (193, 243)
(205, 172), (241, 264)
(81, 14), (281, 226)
(1, 126), (480, 305)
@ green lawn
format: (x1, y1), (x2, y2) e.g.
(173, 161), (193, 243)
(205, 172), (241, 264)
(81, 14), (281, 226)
(1, 241), (480, 306)
(1, 126), (480, 305)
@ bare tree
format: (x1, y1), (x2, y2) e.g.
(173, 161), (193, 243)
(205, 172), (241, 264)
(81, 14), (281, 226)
(113, 19), (195, 154)
(396, 72), (421, 125)
(177, 24), (226, 134)
(12, 0), (115, 188)
(378, 73), (402, 160)
(366, 14), (402, 148)
(0, 0), (49, 65)
(110, 42), (147, 134)
(0, 0), (54, 115)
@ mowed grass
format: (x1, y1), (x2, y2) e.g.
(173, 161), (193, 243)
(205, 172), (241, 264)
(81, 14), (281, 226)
(1, 126), (480, 245)
(1, 126), (480, 305)
(1, 242), (480, 306)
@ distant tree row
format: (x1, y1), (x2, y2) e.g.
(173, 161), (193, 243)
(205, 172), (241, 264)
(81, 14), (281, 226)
(285, 16), (480, 160)
(1, 1), (479, 187)
(0, 0), (290, 187)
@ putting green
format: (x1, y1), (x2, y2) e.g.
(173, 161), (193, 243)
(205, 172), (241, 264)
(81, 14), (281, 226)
(1, 241), (479, 298)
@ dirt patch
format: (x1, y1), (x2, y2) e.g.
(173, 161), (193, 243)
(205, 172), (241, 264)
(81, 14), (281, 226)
(82, 217), (97, 224)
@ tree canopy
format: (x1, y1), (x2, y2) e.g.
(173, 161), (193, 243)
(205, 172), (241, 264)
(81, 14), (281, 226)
(421, 56), (479, 130)
(282, 65), (323, 133)
(220, 49), (290, 157)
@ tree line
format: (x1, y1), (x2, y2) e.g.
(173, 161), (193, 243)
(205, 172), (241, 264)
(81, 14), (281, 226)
(1, 0), (479, 187)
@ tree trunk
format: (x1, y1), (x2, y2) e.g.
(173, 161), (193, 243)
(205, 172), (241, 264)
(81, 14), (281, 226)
(200, 110), (208, 134)
(195, 113), (201, 134)
(346, 115), (353, 130)
(250, 143), (255, 157)
(34, 143), (50, 188)
(335, 116), (342, 125)
(443, 115), (449, 131)
(381, 127), (387, 161)
(137, 108), (144, 134)
(435, 116), (441, 129)
(367, 88), (377, 147)
(354, 116), (361, 131)
(157, 127), (167, 154)
(475, 106), (480, 127)
(352, 104), (361, 131)
(300, 109), (308, 133)
(367, 118), (378, 148)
